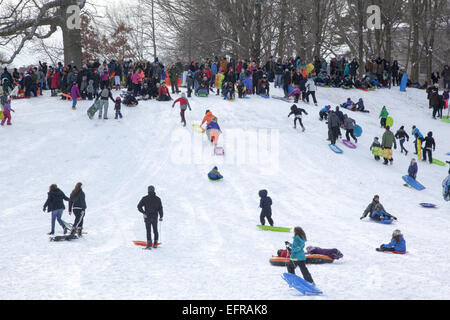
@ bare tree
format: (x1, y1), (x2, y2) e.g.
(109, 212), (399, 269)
(0, 0), (87, 66)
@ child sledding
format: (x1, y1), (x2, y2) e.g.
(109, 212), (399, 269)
(376, 230), (407, 254)
(360, 195), (397, 224)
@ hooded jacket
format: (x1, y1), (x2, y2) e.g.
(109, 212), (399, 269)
(259, 190), (272, 214)
(43, 188), (70, 212)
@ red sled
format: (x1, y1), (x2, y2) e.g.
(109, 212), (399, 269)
(109, 72), (116, 80)
(133, 241), (161, 247)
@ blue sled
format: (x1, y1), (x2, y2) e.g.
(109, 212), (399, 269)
(282, 273), (322, 296)
(329, 144), (343, 154)
(402, 175), (426, 191)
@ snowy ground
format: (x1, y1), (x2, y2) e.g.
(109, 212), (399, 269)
(0, 85), (449, 300)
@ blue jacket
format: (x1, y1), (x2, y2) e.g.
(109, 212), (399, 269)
(408, 163), (418, 179)
(207, 121), (221, 131)
(211, 63), (218, 75)
(290, 236), (306, 261)
(320, 106), (330, 113)
(413, 128), (423, 139)
(384, 236), (406, 252)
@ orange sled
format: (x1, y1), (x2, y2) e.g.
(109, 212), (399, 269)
(270, 254), (334, 266)
(133, 241), (161, 247)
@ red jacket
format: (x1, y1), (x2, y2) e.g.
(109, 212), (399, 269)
(51, 72), (60, 89)
(159, 85), (170, 97)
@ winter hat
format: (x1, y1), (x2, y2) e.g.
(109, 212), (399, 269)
(148, 186), (155, 193)
(386, 126), (390, 130)
(393, 230), (403, 237)
(116, 97), (121, 101)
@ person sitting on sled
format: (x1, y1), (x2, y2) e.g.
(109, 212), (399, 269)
(377, 230), (406, 253)
(208, 166), (223, 181)
(360, 195), (397, 221)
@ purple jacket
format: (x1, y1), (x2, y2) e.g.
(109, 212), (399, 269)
(71, 85), (81, 99)
(288, 88), (301, 97)
(306, 247), (343, 260)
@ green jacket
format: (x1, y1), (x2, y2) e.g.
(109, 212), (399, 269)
(382, 130), (397, 149)
(379, 108), (389, 119)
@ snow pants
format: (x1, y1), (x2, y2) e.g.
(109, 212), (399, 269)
(287, 260), (314, 284)
(98, 100), (109, 119)
(1, 108), (11, 125)
(345, 129), (357, 142)
(260, 211), (274, 227)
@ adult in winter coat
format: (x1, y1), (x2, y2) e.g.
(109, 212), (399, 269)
(442, 65), (450, 89)
(68, 182), (87, 237)
(328, 111), (341, 145)
(343, 114), (357, 143)
(282, 69), (292, 98)
(95, 86), (115, 119)
(378, 230), (406, 253)
(43, 184), (70, 235)
(286, 227), (315, 285)
(395, 126), (410, 155)
(422, 132), (436, 164)
(259, 190), (273, 227)
(408, 159), (418, 180)
(348, 59), (359, 82)
(431, 72), (440, 85)
(360, 195), (396, 221)
(382, 126), (397, 165)
(391, 61), (400, 86)
(137, 186), (164, 250)
(288, 104), (308, 131)
(172, 93), (191, 127)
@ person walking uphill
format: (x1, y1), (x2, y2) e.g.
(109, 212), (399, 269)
(259, 190), (273, 227)
(172, 93), (191, 127)
(382, 126), (397, 165)
(96, 86), (115, 120)
(70, 82), (81, 110)
(286, 227), (315, 285)
(43, 184), (70, 235)
(68, 182), (87, 237)
(137, 186), (164, 250)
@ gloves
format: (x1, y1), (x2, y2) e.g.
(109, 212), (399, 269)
(394, 145), (397, 150)
(360, 216), (365, 220)
(159, 218), (163, 222)
(43, 208), (46, 212)
(285, 241), (291, 246)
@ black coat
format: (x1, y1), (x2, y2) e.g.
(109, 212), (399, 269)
(69, 190), (87, 212)
(137, 192), (163, 220)
(43, 189), (70, 212)
(423, 136), (435, 150)
(259, 190), (272, 214)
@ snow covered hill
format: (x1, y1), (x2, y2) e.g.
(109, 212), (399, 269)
(0, 85), (449, 300)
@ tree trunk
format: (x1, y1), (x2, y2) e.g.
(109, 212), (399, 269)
(62, 24), (82, 67)
(151, 0), (157, 59)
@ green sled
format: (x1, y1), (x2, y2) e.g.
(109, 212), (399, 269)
(442, 117), (450, 124)
(432, 159), (446, 166)
(257, 225), (291, 233)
